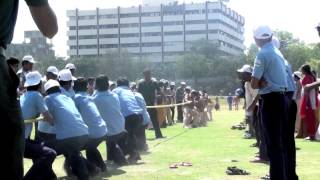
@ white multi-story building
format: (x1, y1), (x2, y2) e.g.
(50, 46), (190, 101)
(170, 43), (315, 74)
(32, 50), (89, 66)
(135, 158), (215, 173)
(67, 1), (245, 62)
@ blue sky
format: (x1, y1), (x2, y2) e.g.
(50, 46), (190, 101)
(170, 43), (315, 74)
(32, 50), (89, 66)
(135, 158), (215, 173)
(13, 0), (320, 57)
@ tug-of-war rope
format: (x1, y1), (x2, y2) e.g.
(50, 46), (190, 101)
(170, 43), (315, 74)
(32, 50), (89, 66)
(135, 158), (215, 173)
(24, 101), (192, 124)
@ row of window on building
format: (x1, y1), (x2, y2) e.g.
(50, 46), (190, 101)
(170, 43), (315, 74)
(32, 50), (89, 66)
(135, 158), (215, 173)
(69, 19), (243, 34)
(69, 5), (244, 25)
(70, 39), (243, 52)
(70, 8), (231, 20)
(69, 29), (242, 42)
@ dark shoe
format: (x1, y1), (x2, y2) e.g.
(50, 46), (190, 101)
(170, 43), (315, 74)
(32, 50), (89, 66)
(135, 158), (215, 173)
(250, 158), (269, 164)
(250, 143), (258, 147)
(99, 163), (107, 172)
(261, 174), (270, 180)
(128, 153), (141, 164)
(156, 136), (166, 139)
(89, 166), (101, 177)
(226, 166), (250, 175)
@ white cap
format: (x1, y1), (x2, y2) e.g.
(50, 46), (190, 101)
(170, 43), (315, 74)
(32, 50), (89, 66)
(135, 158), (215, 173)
(22, 55), (36, 64)
(170, 82), (176, 86)
(46, 66), (59, 76)
(65, 63), (76, 70)
(253, 25), (273, 40)
(181, 81), (186, 85)
(24, 71), (42, 87)
(44, 79), (60, 92)
(58, 69), (75, 81)
(272, 36), (280, 49)
(293, 71), (302, 79)
(237, 64), (252, 73)
(130, 82), (137, 88)
(109, 81), (115, 85)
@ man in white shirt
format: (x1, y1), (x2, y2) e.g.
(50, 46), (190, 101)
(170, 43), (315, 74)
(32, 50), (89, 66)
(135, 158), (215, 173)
(237, 65), (258, 137)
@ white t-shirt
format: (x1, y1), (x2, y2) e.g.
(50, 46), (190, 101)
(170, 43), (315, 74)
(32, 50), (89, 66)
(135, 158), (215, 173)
(245, 82), (258, 116)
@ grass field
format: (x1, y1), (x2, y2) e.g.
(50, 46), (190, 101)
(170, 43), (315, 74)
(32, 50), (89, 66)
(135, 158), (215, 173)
(24, 106), (320, 180)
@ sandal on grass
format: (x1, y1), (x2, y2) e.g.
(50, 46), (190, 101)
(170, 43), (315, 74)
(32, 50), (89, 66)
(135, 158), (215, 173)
(169, 163), (179, 169)
(181, 162), (193, 167)
(226, 166), (250, 175)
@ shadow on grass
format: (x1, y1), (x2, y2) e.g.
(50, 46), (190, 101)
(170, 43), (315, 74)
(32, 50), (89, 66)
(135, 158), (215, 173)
(140, 151), (151, 155)
(57, 162), (127, 180)
(147, 137), (157, 141)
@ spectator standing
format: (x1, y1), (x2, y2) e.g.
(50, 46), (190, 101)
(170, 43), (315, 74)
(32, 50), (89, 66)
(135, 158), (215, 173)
(176, 82), (186, 122)
(227, 93), (233, 111)
(138, 69), (163, 138)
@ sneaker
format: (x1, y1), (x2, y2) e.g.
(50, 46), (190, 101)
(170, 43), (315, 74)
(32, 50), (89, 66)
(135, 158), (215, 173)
(305, 136), (316, 141)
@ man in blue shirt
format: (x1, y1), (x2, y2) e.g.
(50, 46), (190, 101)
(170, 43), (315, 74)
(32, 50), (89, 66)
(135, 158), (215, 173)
(92, 75), (128, 165)
(37, 66), (60, 142)
(44, 79), (90, 180)
(74, 77), (108, 172)
(21, 71), (57, 180)
(58, 69), (76, 98)
(132, 86), (151, 152)
(113, 77), (143, 163)
(272, 36), (298, 180)
(251, 25), (289, 180)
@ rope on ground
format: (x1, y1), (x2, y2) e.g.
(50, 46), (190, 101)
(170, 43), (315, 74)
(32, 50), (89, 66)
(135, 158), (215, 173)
(146, 101), (192, 109)
(24, 117), (43, 124)
(150, 129), (190, 149)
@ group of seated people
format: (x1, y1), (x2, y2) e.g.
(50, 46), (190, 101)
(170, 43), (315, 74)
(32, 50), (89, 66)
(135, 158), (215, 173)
(14, 60), (151, 180)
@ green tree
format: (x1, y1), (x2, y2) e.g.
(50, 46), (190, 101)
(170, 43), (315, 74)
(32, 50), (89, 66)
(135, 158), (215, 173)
(246, 44), (258, 65)
(281, 43), (312, 71)
(308, 58), (320, 75)
(177, 53), (209, 85)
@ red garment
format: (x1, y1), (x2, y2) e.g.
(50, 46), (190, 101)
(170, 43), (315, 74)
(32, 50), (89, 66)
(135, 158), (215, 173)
(300, 74), (318, 138)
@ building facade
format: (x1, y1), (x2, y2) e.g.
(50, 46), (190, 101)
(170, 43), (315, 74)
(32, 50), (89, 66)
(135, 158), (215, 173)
(6, 30), (55, 59)
(67, 1), (245, 62)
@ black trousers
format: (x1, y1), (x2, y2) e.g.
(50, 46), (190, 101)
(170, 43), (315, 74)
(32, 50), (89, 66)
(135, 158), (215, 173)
(136, 124), (148, 151)
(147, 108), (163, 138)
(286, 93), (299, 180)
(170, 107), (175, 121)
(257, 104), (269, 161)
(24, 139), (57, 180)
(106, 132), (127, 164)
(46, 135), (89, 180)
(124, 114), (143, 156)
(37, 131), (56, 144)
(261, 92), (288, 180)
(177, 101), (183, 122)
(1, 54), (24, 180)
(86, 136), (107, 171)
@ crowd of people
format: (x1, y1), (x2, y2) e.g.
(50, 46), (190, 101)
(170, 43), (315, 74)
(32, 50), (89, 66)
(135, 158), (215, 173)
(2, 1), (320, 180)
(234, 24), (320, 180)
(5, 53), (218, 180)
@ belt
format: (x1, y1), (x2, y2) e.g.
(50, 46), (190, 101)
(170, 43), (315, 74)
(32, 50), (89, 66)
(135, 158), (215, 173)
(0, 46), (4, 56)
(261, 91), (286, 98)
(272, 91), (286, 95)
